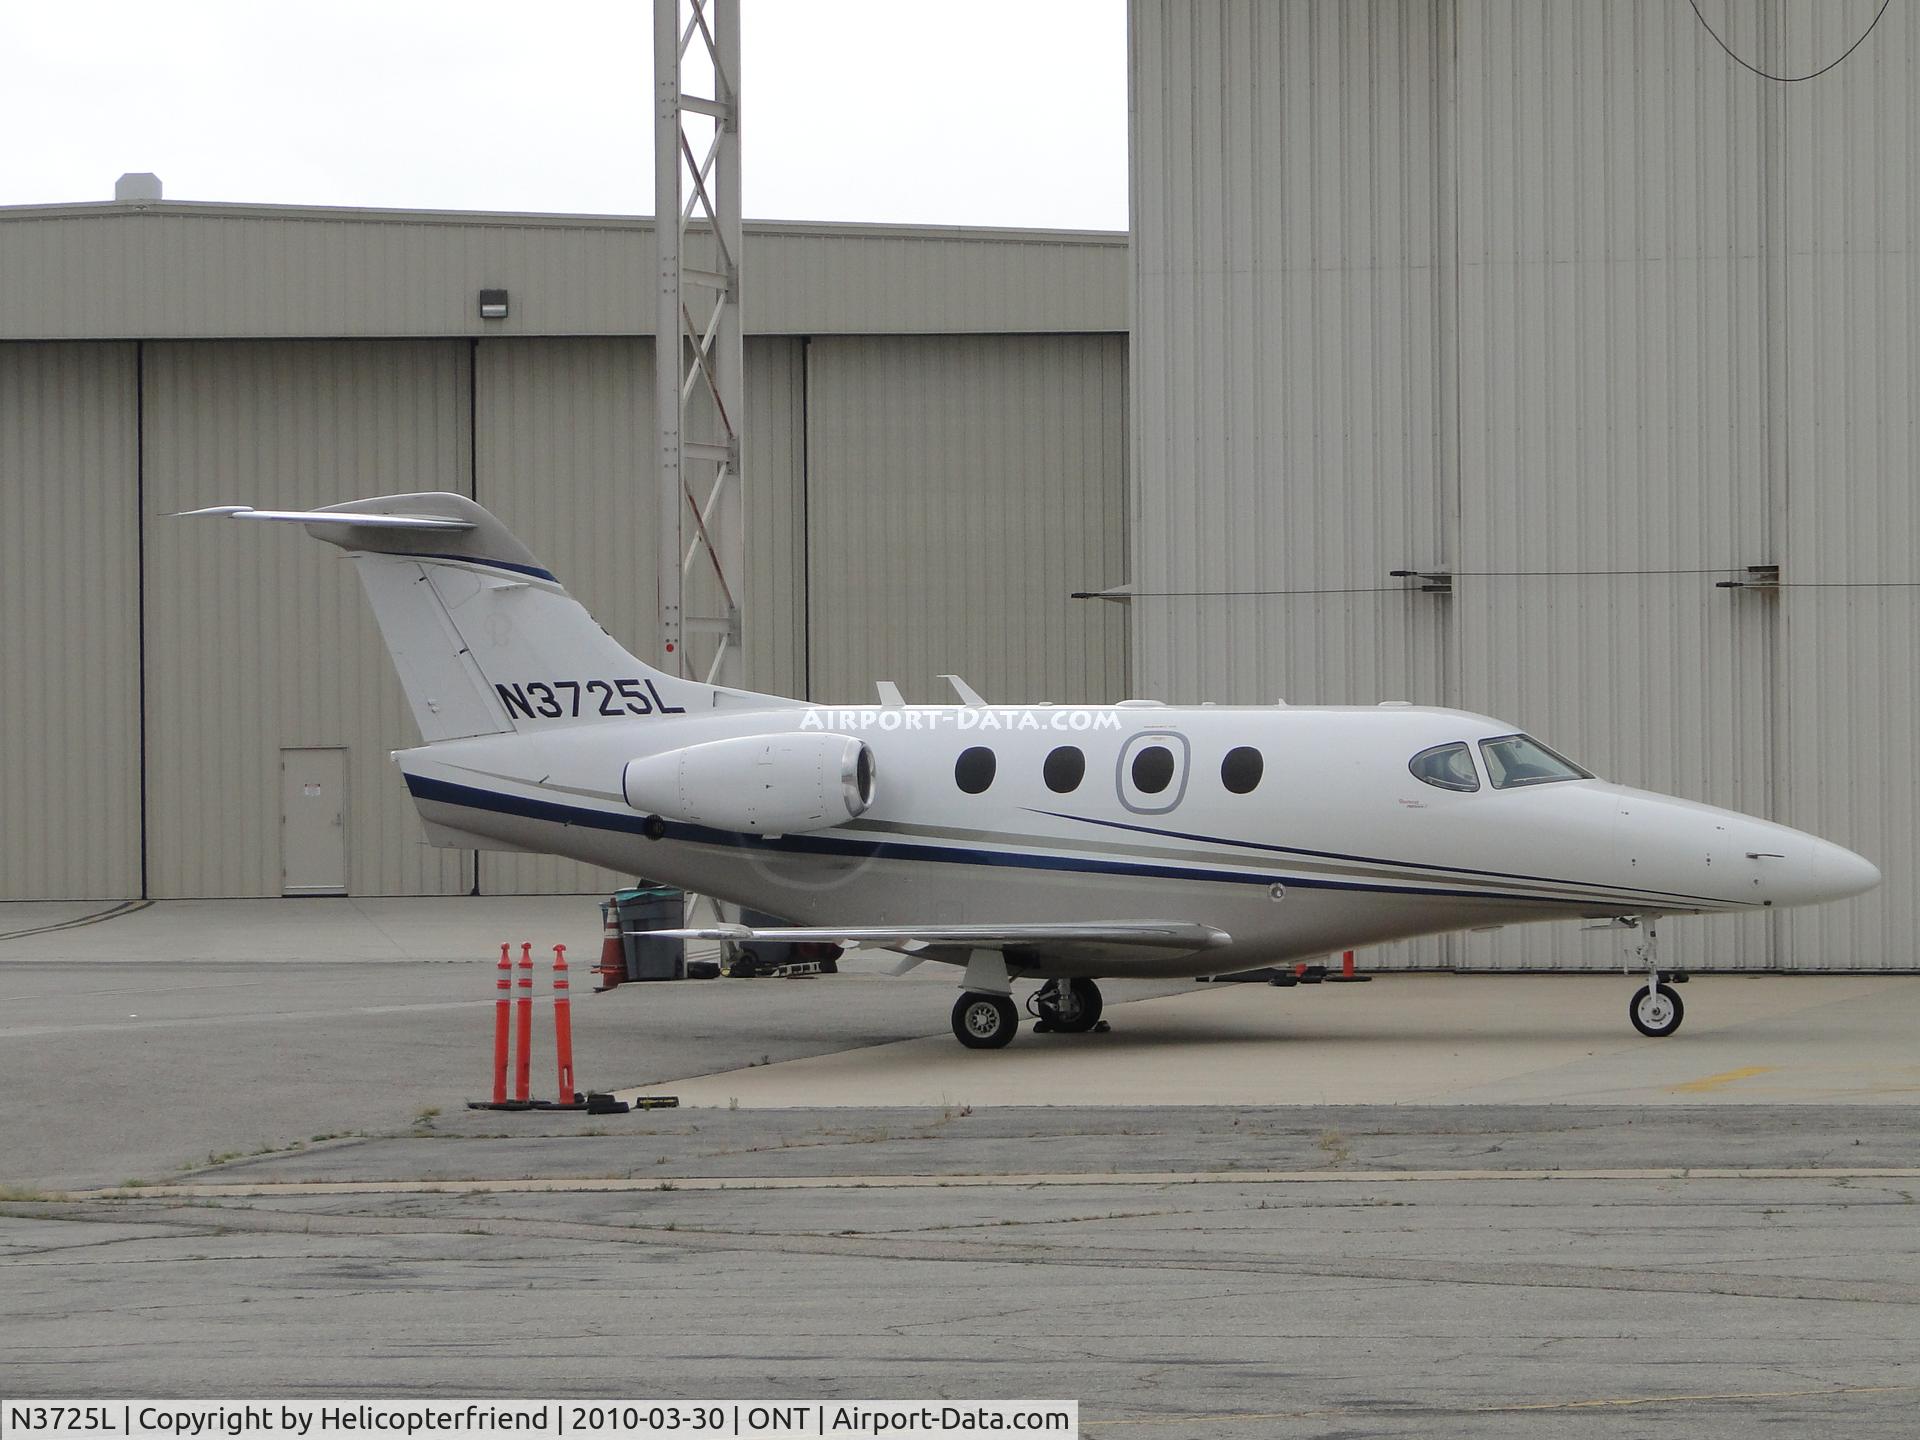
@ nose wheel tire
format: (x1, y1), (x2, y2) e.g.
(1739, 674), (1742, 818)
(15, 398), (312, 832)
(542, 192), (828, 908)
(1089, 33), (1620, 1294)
(1630, 983), (1685, 1038)
(953, 991), (1019, 1049)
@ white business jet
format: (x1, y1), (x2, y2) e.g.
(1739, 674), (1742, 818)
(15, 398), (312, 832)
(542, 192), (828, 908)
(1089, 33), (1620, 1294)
(189, 494), (1880, 1049)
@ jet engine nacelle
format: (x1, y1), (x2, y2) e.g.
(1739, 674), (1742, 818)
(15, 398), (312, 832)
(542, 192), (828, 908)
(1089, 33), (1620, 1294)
(621, 732), (876, 835)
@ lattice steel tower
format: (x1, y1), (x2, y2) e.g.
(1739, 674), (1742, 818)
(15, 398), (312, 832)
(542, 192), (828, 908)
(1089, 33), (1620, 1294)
(655, 0), (743, 685)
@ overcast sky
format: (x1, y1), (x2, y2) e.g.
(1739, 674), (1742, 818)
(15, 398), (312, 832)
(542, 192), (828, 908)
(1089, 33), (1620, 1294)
(2, 0), (1129, 230)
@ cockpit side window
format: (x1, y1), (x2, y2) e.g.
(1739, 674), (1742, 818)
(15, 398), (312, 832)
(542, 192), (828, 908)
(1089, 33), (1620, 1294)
(1409, 741), (1480, 793)
(1478, 733), (1593, 789)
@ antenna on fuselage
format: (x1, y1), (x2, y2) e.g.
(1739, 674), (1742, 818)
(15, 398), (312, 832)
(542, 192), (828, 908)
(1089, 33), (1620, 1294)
(939, 674), (987, 706)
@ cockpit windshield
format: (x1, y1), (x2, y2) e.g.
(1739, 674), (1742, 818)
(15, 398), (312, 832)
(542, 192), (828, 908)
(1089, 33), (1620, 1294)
(1409, 741), (1480, 792)
(1478, 733), (1593, 789)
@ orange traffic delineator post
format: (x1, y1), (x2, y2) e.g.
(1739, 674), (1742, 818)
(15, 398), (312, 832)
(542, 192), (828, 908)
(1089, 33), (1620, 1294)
(552, 943), (577, 1106)
(490, 942), (512, 1103)
(514, 941), (534, 1103)
(465, 936), (651, 1115)
(595, 903), (624, 991)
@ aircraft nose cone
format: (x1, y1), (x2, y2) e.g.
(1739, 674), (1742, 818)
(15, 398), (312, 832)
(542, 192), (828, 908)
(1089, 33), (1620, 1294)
(1813, 840), (1881, 901)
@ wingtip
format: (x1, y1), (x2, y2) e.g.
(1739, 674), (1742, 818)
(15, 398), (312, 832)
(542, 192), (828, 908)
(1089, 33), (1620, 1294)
(173, 505), (253, 518)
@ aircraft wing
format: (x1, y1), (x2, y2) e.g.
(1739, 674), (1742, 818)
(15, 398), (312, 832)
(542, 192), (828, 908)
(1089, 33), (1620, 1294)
(642, 920), (1232, 965)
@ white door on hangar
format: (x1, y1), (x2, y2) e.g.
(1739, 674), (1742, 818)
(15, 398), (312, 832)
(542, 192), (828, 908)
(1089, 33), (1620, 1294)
(281, 747), (348, 895)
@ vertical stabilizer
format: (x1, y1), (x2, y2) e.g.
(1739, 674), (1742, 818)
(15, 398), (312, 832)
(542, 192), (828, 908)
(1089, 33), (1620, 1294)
(183, 492), (795, 741)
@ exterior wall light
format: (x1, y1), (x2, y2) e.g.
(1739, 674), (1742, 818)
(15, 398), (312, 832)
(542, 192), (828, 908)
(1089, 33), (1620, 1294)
(477, 289), (509, 320)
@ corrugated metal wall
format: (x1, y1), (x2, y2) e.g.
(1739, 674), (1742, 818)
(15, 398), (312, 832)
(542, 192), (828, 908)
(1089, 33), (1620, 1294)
(0, 343), (142, 899)
(805, 335), (1130, 705)
(1450, 0), (1777, 970)
(1777, 0), (1920, 969)
(1129, 0), (1447, 721)
(1129, 0), (1450, 968)
(141, 340), (476, 898)
(1132, 0), (1916, 969)
(4, 329), (1040, 899)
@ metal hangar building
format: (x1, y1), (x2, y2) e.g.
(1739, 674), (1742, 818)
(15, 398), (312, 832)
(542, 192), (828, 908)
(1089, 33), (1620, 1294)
(0, 203), (1128, 901)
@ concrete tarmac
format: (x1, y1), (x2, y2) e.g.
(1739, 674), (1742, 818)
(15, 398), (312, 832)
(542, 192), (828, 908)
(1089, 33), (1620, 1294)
(4, 900), (1918, 1433)
(646, 972), (1920, 1110)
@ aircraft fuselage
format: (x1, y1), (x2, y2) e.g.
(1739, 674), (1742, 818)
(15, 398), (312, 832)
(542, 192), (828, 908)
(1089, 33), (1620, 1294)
(398, 700), (1876, 977)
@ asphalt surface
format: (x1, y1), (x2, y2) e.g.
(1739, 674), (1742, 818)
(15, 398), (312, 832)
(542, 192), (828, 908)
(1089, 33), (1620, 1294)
(4, 1109), (1917, 1435)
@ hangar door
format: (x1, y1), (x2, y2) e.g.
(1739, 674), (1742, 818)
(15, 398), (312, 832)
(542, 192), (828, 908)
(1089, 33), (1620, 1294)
(804, 334), (1130, 706)
(142, 339), (475, 898)
(0, 342), (142, 899)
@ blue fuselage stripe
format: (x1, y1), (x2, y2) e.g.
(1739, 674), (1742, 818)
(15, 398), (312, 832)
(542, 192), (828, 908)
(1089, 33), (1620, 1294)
(404, 774), (1658, 909)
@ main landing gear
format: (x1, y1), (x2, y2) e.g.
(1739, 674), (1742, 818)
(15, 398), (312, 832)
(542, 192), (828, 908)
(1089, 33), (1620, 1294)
(950, 949), (1109, 1049)
(949, 979), (1108, 1048)
(952, 991), (1019, 1049)
(1619, 917), (1688, 1038)
(1030, 978), (1104, 1034)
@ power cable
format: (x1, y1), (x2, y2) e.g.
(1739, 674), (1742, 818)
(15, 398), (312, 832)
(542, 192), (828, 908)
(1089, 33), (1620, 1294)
(1687, 0), (1895, 83)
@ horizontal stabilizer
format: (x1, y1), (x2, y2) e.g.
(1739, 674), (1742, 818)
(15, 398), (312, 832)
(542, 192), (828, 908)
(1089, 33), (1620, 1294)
(176, 505), (475, 532)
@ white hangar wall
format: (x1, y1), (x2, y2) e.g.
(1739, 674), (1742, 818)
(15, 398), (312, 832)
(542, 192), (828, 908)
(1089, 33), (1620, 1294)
(1131, 0), (1916, 969)
(0, 210), (1131, 900)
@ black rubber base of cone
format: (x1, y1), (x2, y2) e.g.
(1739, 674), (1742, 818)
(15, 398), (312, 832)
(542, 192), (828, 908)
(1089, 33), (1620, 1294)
(468, 1092), (646, 1114)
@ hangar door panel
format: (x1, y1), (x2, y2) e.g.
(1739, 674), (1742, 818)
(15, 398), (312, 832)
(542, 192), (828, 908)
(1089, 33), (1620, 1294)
(143, 340), (474, 898)
(0, 342), (142, 899)
(1446, 0), (1774, 971)
(1774, 41), (1920, 971)
(805, 334), (1129, 706)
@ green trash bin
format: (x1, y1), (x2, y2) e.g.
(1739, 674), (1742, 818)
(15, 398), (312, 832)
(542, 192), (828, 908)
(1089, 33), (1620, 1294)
(614, 885), (685, 981)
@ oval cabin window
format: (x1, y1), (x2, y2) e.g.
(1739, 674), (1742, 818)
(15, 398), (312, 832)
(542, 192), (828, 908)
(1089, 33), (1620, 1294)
(1130, 745), (1176, 795)
(954, 746), (997, 795)
(1043, 745), (1086, 794)
(1221, 746), (1263, 794)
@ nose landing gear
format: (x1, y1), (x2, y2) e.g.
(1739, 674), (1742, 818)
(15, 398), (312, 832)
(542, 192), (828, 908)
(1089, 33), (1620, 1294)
(1620, 917), (1687, 1038)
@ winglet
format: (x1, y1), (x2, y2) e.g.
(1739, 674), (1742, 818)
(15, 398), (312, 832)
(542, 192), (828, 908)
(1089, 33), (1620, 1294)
(875, 680), (906, 707)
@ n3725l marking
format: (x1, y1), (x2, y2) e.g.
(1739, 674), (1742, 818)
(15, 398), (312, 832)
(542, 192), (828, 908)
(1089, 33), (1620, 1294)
(495, 678), (687, 721)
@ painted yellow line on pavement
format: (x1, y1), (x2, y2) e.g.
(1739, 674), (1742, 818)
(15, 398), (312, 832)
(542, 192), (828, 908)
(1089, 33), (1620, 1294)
(51, 1164), (1920, 1202)
(1671, 1065), (1775, 1094)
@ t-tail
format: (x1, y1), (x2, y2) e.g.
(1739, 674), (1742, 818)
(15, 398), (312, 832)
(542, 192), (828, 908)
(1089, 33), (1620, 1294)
(181, 492), (794, 740)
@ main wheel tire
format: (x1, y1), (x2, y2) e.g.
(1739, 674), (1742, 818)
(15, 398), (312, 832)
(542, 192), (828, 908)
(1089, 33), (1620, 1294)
(1630, 982), (1685, 1038)
(953, 991), (1019, 1049)
(1051, 978), (1104, 1034)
